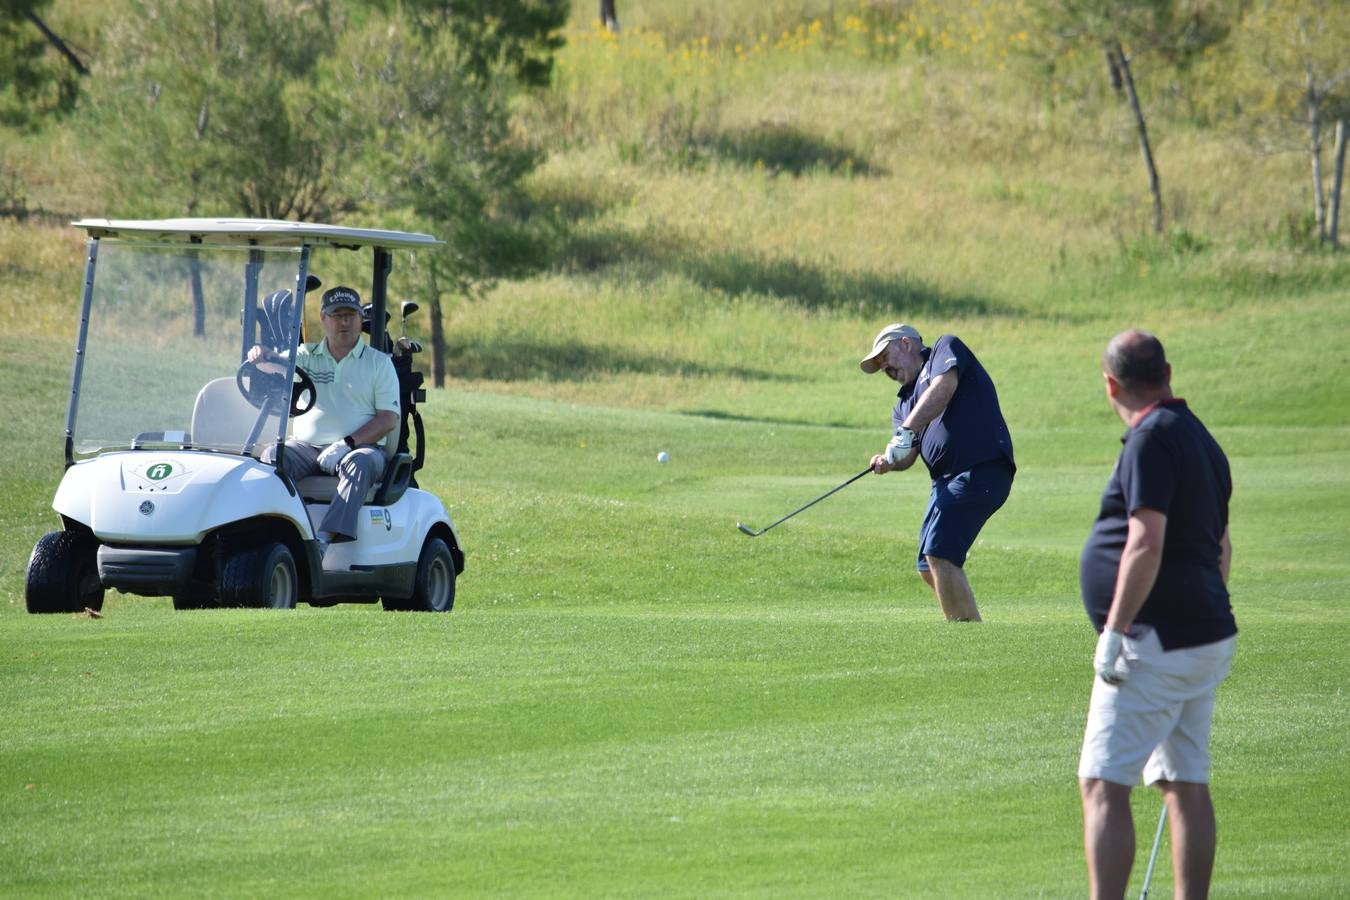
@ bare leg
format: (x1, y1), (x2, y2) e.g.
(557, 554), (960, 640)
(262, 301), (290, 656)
(1081, 777), (1134, 900)
(924, 555), (982, 621)
(1158, 780), (1216, 900)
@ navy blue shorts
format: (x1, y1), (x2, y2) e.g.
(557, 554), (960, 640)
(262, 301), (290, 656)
(915, 458), (1014, 572)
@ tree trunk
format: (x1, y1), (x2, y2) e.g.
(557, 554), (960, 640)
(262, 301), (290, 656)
(189, 250), (206, 338)
(1105, 48), (1123, 93)
(1331, 119), (1347, 248)
(1113, 44), (1164, 235)
(428, 272), (446, 389)
(599, 0), (619, 33)
(1306, 68), (1327, 243)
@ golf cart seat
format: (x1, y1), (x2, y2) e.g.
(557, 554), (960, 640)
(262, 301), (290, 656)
(190, 377), (279, 454)
(295, 442), (413, 507)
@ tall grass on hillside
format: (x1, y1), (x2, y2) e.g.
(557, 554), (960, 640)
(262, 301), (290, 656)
(539, 3), (1031, 166)
(528, 2), (1318, 262)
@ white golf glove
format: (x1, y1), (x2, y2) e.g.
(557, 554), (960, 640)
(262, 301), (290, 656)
(1093, 629), (1127, 685)
(885, 427), (917, 464)
(316, 440), (350, 474)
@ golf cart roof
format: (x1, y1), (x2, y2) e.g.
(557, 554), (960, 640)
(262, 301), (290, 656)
(72, 217), (443, 250)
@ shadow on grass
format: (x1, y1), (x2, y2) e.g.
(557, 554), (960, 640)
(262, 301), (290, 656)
(0, 206), (76, 225)
(680, 409), (861, 429)
(448, 337), (798, 383)
(554, 225), (1006, 318)
(517, 168), (1008, 318)
(516, 175), (635, 224)
(708, 124), (883, 177)
(686, 252), (998, 318)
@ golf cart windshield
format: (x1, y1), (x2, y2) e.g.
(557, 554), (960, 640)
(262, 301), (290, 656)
(70, 239), (304, 458)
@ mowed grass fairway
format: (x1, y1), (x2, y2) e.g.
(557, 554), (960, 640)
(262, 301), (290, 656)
(2, 323), (1348, 896)
(4, 1), (1350, 895)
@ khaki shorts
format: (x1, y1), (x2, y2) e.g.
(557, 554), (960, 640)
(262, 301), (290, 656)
(1078, 626), (1237, 787)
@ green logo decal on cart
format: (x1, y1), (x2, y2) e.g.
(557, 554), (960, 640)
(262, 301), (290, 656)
(126, 459), (192, 492)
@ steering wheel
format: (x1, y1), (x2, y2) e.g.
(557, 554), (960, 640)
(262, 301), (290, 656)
(235, 359), (317, 417)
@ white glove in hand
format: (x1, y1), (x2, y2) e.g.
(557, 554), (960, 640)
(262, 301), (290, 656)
(1093, 629), (1127, 685)
(317, 440), (349, 474)
(885, 427), (916, 464)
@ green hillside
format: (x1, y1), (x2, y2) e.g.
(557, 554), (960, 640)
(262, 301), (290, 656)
(2, 1), (1348, 897)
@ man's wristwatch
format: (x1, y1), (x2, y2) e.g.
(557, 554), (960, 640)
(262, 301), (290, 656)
(343, 435), (356, 450)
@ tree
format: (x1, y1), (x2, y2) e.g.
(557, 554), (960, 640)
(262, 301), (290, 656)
(364, 0), (570, 88)
(1218, 0), (1350, 246)
(85, 1), (555, 368)
(599, 0), (620, 33)
(87, 0), (344, 219)
(1029, 0), (1234, 234)
(85, 0), (347, 335)
(0, 0), (81, 127)
(330, 14), (543, 386)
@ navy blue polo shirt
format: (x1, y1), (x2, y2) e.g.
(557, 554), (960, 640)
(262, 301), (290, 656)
(892, 335), (1015, 480)
(1080, 399), (1237, 650)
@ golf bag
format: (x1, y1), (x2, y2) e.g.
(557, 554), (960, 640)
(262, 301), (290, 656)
(258, 289), (298, 354)
(362, 304), (426, 487)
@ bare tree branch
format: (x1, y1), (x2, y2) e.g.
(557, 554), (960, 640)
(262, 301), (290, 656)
(24, 10), (89, 77)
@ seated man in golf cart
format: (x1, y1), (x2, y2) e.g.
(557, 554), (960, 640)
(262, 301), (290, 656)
(248, 285), (399, 559)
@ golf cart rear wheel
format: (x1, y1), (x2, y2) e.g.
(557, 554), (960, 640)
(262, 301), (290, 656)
(26, 531), (104, 614)
(219, 542), (298, 610)
(385, 536), (455, 612)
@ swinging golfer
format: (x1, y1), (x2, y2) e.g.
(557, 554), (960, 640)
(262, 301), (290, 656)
(861, 323), (1015, 621)
(1078, 330), (1237, 899)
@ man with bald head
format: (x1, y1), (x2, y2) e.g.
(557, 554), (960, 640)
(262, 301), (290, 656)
(1078, 330), (1237, 899)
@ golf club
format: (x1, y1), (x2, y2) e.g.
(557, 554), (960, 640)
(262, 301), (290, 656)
(399, 300), (419, 339)
(737, 466), (873, 537)
(1139, 803), (1167, 900)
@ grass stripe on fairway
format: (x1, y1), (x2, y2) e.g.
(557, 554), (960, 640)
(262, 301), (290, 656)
(5, 599), (1346, 897)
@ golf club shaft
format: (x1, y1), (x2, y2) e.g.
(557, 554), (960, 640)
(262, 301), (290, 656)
(1140, 803), (1167, 900)
(746, 466), (873, 535)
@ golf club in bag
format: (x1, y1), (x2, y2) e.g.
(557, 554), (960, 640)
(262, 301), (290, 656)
(737, 467), (873, 537)
(363, 300), (427, 486)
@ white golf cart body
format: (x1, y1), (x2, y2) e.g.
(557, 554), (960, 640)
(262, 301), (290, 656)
(28, 218), (463, 612)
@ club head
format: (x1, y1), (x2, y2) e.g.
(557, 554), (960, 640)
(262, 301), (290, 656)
(304, 274), (322, 293)
(400, 300), (419, 319)
(736, 522), (761, 537)
(360, 303), (392, 335)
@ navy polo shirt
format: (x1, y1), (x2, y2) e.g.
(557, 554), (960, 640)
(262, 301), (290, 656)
(892, 335), (1015, 480)
(1079, 399), (1237, 650)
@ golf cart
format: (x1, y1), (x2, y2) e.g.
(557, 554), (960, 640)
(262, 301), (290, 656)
(25, 218), (464, 613)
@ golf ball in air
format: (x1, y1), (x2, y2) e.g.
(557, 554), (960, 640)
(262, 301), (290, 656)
(657, 451), (670, 463)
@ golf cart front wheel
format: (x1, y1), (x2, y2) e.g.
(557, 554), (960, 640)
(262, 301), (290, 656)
(385, 536), (455, 612)
(26, 531), (105, 614)
(219, 542), (298, 610)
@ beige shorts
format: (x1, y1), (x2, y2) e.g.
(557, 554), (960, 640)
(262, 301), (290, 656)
(1078, 625), (1237, 787)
